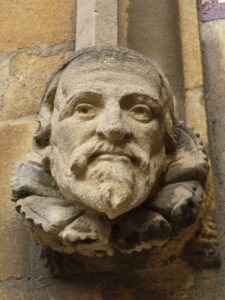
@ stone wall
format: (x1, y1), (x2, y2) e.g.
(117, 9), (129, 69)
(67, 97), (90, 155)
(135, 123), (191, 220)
(0, 1), (75, 298)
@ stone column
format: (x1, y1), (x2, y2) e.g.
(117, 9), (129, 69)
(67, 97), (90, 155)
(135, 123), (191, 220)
(178, 0), (208, 143)
(76, 0), (118, 50)
(199, 2), (225, 298)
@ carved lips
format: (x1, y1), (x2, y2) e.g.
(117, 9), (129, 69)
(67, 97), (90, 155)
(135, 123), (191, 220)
(90, 152), (134, 163)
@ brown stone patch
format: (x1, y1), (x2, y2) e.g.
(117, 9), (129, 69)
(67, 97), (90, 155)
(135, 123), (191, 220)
(0, 121), (37, 280)
(0, 0), (75, 51)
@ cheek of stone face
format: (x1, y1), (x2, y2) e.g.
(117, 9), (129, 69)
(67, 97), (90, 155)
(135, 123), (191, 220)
(129, 120), (165, 155)
(51, 120), (91, 165)
(49, 145), (71, 200)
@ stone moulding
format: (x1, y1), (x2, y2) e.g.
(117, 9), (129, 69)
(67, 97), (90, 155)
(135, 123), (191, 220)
(11, 46), (209, 258)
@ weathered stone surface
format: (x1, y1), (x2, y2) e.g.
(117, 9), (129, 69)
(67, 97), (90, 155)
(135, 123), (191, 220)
(75, 0), (95, 50)
(185, 86), (208, 144)
(0, 121), (37, 280)
(0, 50), (73, 121)
(118, 0), (129, 47)
(0, 0), (75, 51)
(0, 267), (217, 300)
(32, 261), (194, 299)
(76, 0), (118, 50)
(0, 289), (30, 300)
(178, 0), (203, 90)
(200, 18), (225, 299)
(11, 46), (208, 259)
(187, 269), (218, 299)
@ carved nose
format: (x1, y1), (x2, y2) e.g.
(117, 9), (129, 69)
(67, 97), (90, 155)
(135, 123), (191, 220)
(96, 114), (131, 142)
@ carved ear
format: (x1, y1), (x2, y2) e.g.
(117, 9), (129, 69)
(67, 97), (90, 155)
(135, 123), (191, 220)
(34, 74), (60, 149)
(34, 54), (77, 150)
(164, 111), (176, 153)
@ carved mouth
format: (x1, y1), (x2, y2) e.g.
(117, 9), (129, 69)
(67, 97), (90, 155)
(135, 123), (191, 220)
(89, 152), (137, 164)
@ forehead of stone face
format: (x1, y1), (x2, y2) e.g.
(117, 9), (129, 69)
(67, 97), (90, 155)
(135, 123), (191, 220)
(54, 49), (163, 109)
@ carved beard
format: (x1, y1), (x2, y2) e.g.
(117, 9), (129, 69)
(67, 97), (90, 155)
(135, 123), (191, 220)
(50, 142), (165, 219)
(80, 160), (148, 219)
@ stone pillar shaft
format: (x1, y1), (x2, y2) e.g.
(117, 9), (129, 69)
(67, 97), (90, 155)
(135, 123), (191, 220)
(178, 0), (208, 144)
(76, 0), (118, 50)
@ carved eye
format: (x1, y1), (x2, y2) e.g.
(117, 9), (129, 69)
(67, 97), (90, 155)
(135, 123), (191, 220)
(129, 104), (153, 122)
(75, 103), (97, 118)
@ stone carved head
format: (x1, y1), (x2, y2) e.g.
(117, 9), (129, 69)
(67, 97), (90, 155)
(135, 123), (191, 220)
(11, 46), (208, 257)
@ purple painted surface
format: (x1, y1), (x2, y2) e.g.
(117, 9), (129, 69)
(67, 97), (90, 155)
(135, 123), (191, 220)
(198, 0), (225, 21)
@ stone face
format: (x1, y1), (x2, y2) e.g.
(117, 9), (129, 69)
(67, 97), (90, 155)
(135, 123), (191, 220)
(0, 0), (75, 51)
(11, 46), (208, 259)
(0, 121), (37, 280)
(0, 49), (73, 121)
(76, 0), (118, 50)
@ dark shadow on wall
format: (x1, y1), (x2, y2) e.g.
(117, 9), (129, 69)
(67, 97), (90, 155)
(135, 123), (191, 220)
(127, 0), (185, 119)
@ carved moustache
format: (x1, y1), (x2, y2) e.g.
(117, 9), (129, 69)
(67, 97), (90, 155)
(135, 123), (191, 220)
(69, 140), (150, 176)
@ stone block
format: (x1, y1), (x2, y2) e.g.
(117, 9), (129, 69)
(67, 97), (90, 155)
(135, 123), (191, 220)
(76, 0), (118, 50)
(0, 121), (37, 280)
(0, 50), (72, 121)
(0, 0), (75, 51)
(178, 0), (203, 89)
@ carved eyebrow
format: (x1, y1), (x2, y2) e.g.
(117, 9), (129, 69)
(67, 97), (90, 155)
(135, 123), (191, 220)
(122, 92), (159, 100)
(120, 93), (163, 116)
(58, 91), (102, 121)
